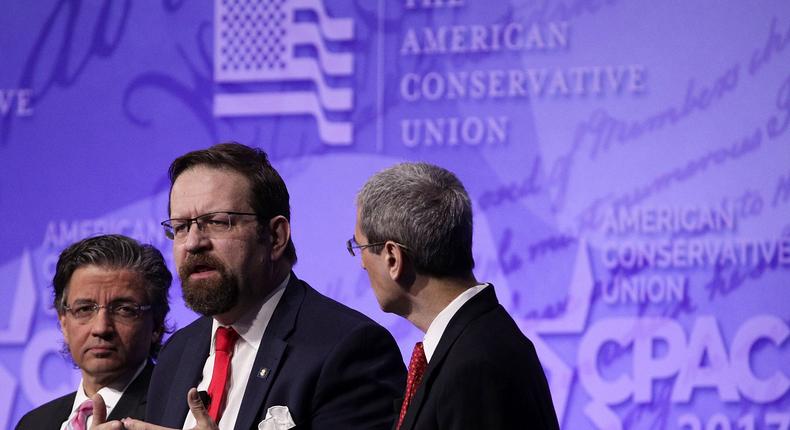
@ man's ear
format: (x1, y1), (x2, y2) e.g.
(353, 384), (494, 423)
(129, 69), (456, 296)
(59, 313), (69, 345)
(152, 325), (163, 344)
(385, 241), (407, 281)
(268, 215), (291, 261)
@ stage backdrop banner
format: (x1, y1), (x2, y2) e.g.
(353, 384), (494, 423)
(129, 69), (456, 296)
(1, 1), (789, 429)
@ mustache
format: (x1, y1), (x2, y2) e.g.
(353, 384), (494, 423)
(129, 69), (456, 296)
(179, 254), (225, 279)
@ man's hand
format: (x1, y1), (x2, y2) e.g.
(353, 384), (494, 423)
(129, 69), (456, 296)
(122, 388), (218, 430)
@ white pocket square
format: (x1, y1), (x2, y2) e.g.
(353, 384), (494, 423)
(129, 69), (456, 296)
(258, 405), (296, 430)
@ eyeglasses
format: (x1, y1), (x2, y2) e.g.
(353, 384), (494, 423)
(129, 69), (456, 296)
(346, 237), (409, 256)
(161, 211), (258, 240)
(62, 302), (152, 323)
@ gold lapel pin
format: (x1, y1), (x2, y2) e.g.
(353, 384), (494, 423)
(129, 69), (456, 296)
(258, 367), (270, 379)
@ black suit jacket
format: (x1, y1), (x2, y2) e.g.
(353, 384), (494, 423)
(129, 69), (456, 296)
(15, 361), (154, 429)
(146, 274), (407, 430)
(398, 286), (560, 430)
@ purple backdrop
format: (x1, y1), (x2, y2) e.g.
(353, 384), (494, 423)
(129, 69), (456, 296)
(1, 1), (789, 428)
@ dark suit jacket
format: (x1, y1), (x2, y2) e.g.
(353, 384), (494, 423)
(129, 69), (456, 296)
(146, 274), (407, 430)
(15, 361), (154, 429)
(398, 286), (560, 430)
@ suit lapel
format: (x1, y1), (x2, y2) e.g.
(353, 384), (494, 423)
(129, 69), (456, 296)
(398, 286), (499, 430)
(55, 393), (77, 426)
(234, 275), (304, 430)
(163, 317), (212, 427)
(108, 361), (154, 420)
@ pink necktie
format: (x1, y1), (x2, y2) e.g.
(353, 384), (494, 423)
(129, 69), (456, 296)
(207, 326), (239, 423)
(396, 342), (427, 430)
(67, 399), (93, 430)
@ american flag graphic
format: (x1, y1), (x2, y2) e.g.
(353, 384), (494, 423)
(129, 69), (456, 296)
(213, 0), (354, 145)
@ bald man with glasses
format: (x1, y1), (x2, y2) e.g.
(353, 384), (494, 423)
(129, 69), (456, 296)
(16, 234), (172, 430)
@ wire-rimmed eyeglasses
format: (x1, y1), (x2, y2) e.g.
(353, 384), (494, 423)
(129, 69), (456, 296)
(161, 211), (257, 240)
(346, 237), (409, 256)
(62, 302), (152, 323)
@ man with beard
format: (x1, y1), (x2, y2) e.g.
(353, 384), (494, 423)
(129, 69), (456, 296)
(129, 143), (405, 430)
(16, 234), (171, 430)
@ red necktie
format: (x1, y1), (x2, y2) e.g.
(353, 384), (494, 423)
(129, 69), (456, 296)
(396, 342), (427, 430)
(207, 326), (239, 423)
(67, 399), (93, 430)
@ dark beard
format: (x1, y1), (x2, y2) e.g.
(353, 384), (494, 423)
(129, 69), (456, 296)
(179, 254), (239, 316)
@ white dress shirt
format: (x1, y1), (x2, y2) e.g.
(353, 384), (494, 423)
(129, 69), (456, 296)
(183, 274), (289, 430)
(60, 360), (147, 430)
(422, 283), (489, 362)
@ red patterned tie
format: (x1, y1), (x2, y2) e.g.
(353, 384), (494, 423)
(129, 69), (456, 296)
(396, 342), (427, 430)
(207, 326), (239, 423)
(67, 399), (93, 430)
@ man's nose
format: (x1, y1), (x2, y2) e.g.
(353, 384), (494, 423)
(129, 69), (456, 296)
(183, 222), (210, 253)
(90, 307), (115, 336)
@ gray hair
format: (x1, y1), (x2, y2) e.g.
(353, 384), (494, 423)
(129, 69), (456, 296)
(53, 234), (172, 358)
(357, 162), (474, 278)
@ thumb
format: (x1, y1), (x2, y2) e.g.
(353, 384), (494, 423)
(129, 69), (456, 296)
(90, 393), (107, 427)
(187, 388), (216, 429)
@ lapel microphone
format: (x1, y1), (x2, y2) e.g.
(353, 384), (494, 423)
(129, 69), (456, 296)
(198, 391), (211, 409)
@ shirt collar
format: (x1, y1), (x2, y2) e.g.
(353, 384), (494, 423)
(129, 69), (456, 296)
(422, 283), (489, 362)
(71, 359), (147, 417)
(211, 273), (290, 352)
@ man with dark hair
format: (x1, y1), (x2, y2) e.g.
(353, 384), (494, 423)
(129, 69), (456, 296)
(352, 162), (560, 430)
(16, 234), (172, 430)
(131, 142), (405, 430)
